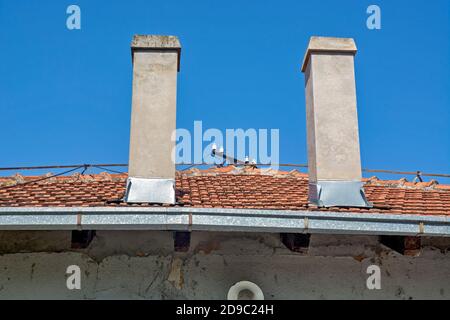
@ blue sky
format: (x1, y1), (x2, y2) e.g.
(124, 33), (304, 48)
(0, 0), (449, 182)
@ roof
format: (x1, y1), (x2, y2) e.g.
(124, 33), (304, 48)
(0, 166), (449, 217)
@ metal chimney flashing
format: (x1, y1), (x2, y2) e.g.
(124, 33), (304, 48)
(125, 177), (175, 204)
(309, 181), (372, 208)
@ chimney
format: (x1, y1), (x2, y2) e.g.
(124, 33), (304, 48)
(125, 35), (181, 204)
(301, 36), (371, 208)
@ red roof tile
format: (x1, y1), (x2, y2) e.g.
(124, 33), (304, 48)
(0, 166), (449, 216)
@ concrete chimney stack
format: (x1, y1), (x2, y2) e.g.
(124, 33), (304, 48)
(301, 36), (371, 207)
(125, 35), (181, 204)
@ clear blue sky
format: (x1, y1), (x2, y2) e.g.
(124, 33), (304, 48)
(0, 0), (449, 182)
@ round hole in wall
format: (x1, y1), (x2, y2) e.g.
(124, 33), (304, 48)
(227, 281), (264, 300)
(237, 289), (255, 300)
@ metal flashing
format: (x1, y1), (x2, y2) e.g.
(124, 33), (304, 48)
(308, 181), (372, 208)
(125, 177), (175, 204)
(0, 207), (448, 237)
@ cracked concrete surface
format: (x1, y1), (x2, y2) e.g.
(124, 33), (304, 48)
(0, 231), (449, 299)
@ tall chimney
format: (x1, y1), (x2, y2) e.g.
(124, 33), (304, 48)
(125, 35), (181, 204)
(301, 36), (371, 208)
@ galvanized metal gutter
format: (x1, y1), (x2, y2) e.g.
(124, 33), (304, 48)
(0, 207), (448, 237)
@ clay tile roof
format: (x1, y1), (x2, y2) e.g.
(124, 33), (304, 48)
(0, 165), (449, 216)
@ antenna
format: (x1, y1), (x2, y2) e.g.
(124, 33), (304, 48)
(211, 147), (256, 168)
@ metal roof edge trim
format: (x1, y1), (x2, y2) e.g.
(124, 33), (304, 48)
(0, 207), (448, 236)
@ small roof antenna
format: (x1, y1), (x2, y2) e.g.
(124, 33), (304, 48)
(413, 171), (423, 183)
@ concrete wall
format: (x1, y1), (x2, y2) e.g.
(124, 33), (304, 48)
(0, 230), (449, 299)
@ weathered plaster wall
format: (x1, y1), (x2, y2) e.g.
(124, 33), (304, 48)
(0, 231), (449, 299)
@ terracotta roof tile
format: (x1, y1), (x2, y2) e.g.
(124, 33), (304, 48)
(0, 166), (449, 217)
